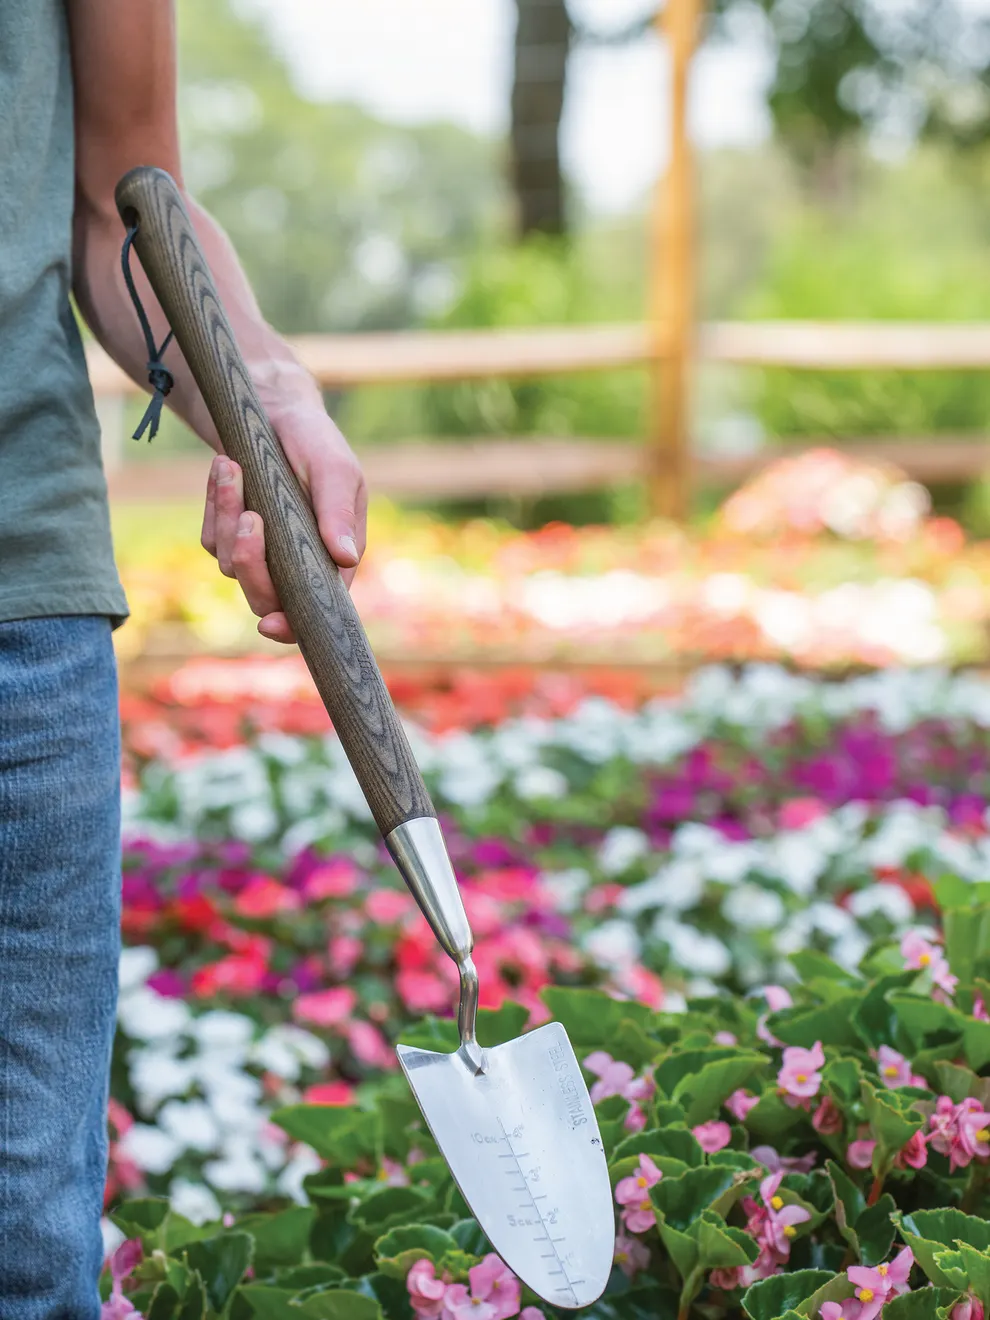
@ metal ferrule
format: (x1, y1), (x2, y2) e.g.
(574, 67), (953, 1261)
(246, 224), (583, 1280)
(386, 817), (485, 1070)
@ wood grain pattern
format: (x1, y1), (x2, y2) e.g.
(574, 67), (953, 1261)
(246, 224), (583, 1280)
(115, 166), (435, 836)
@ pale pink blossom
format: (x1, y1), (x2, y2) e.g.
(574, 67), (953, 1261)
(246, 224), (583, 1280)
(751, 1145), (817, 1174)
(710, 1267), (743, 1291)
(615, 1154), (662, 1234)
(442, 1285), (497, 1320)
(584, 1052), (636, 1104)
(520, 1311), (546, 1320)
(467, 1255), (520, 1320)
(895, 1130), (928, 1170)
(614, 1232), (651, 1279)
(692, 1121), (732, 1153)
(876, 1046), (914, 1089)
(929, 1094), (959, 1156)
(713, 1031), (737, 1046)
(952, 1295), (986, 1320)
(725, 1089), (760, 1122)
(974, 997), (989, 1023)
(847, 1139), (876, 1170)
(407, 1259), (448, 1319)
(952, 1098), (990, 1170)
(847, 1247), (914, 1320)
(820, 1301), (864, 1320)
(756, 985), (793, 1047)
(777, 1041), (825, 1105)
(901, 931), (958, 997)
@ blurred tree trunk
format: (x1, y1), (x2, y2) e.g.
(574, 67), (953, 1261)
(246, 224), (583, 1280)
(510, 0), (573, 238)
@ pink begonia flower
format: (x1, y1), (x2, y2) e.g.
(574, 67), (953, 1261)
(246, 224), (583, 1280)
(442, 1284), (497, 1320)
(847, 1139), (876, 1170)
(101, 1239), (143, 1320)
(614, 1232), (651, 1279)
(820, 1301), (864, 1320)
(407, 1259), (447, 1320)
(469, 1255), (521, 1320)
(624, 1103), (648, 1133)
(901, 931), (958, 997)
(713, 1031), (738, 1046)
(584, 1052), (636, 1104)
(952, 1295), (986, 1320)
(847, 1248), (914, 1320)
(348, 1020), (396, 1070)
(895, 1130), (928, 1170)
(615, 1154), (662, 1234)
(520, 1311), (547, 1320)
(777, 1041), (825, 1105)
(751, 1145), (817, 1174)
(758, 1173), (811, 1257)
(876, 1046), (915, 1089)
(726, 1089), (760, 1122)
(952, 1098), (990, 1170)
(929, 1094), (958, 1156)
(692, 1121), (732, 1154)
(974, 996), (990, 1023)
(812, 1095), (844, 1135)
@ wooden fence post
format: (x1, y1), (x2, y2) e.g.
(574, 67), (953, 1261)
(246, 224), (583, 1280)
(650, 0), (699, 521)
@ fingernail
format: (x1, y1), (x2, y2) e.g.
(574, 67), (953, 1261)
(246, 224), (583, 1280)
(237, 513), (254, 537)
(338, 535), (358, 560)
(216, 458), (233, 484)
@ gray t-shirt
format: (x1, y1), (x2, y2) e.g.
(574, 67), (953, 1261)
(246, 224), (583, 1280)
(0, 0), (128, 625)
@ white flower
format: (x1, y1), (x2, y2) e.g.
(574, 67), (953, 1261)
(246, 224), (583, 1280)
(117, 987), (191, 1042)
(203, 1143), (268, 1194)
(119, 946), (158, 993)
(157, 1100), (221, 1154)
(654, 920), (731, 978)
(276, 1147), (323, 1203)
(661, 990), (688, 1014)
(189, 1011), (255, 1053)
(230, 801), (279, 842)
(723, 885), (785, 930)
(434, 733), (501, 806)
(583, 920), (641, 968)
(771, 833), (826, 897)
(129, 1048), (195, 1113)
(101, 1218), (125, 1259)
(619, 859), (705, 915)
(514, 765), (568, 801)
(598, 827), (649, 877)
(540, 869), (591, 914)
(848, 885), (914, 924)
(250, 1024), (329, 1079)
(119, 1123), (183, 1175)
(168, 1178), (222, 1226)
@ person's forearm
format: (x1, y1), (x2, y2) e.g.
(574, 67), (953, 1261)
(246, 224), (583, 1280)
(72, 187), (324, 451)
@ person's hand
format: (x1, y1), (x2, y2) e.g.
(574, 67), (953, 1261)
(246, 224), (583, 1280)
(200, 405), (367, 644)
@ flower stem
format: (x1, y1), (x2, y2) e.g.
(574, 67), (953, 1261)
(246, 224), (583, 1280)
(866, 1174), (885, 1207)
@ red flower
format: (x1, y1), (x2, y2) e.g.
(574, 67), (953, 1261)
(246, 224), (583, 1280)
(303, 1081), (356, 1106)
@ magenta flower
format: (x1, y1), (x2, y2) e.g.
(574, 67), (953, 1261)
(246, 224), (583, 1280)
(929, 1094), (958, 1157)
(778, 1041), (825, 1105)
(615, 1153), (662, 1234)
(952, 1295), (986, 1320)
(974, 996), (989, 1023)
(725, 1089), (760, 1122)
(901, 931), (958, 996)
(895, 1130), (928, 1170)
(847, 1139), (876, 1170)
(468, 1255), (521, 1320)
(101, 1240), (143, 1319)
(709, 1267), (743, 1293)
(407, 1259), (448, 1319)
(613, 1232), (651, 1279)
(692, 1121), (732, 1154)
(952, 1098), (990, 1170)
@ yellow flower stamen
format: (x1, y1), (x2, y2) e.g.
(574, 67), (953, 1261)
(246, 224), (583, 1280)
(640, 1199), (651, 1211)
(770, 1196), (784, 1211)
(878, 1265), (888, 1277)
(795, 1073), (808, 1084)
(918, 953), (931, 967)
(977, 1128), (990, 1144)
(616, 1251), (628, 1263)
(784, 1225), (797, 1239)
(858, 1289), (875, 1303)
(882, 1065), (899, 1078)
(637, 1176), (648, 1187)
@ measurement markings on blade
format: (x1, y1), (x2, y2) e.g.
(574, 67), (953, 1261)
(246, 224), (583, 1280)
(498, 1118), (580, 1305)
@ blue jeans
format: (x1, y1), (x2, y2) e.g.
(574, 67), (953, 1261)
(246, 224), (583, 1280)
(0, 617), (121, 1318)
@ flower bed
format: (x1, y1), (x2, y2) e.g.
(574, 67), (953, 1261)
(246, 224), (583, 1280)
(103, 905), (990, 1320)
(108, 665), (990, 1232)
(111, 451), (990, 669)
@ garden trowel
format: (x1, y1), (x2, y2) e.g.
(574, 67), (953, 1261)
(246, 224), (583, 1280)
(115, 166), (614, 1309)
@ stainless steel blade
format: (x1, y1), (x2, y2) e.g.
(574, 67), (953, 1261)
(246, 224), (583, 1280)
(397, 1022), (614, 1310)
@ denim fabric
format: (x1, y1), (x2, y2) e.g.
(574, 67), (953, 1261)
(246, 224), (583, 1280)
(0, 617), (121, 1318)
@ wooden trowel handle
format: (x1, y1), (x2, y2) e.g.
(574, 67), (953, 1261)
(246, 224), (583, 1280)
(115, 166), (436, 837)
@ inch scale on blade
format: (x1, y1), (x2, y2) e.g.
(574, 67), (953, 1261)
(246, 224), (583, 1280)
(497, 1117), (582, 1308)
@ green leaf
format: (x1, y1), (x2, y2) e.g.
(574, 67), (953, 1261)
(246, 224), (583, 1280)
(851, 973), (918, 1051)
(824, 1058), (863, 1108)
(955, 1243), (990, 1309)
(883, 1288), (964, 1320)
(744, 1090), (807, 1143)
(349, 1187), (434, 1234)
(110, 1198), (170, 1248)
(796, 1273), (857, 1318)
(673, 1054), (769, 1127)
(651, 1166), (740, 1231)
(177, 1272), (208, 1320)
(296, 1292), (384, 1320)
(541, 987), (654, 1045)
(698, 1212), (759, 1269)
(826, 1161), (866, 1250)
(963, 1016), (990, 1072)
(889, 996), (964, 1052)
(238, 1207), (317, 1272)
(183, 1233), (254, 1314)
(654, 1048), (747, 1098)
(271, 1106), (379, 1166)
(449, 1219), (489, 1256)
(768, 994), (863, 1049)
(933, 1060), (983, 1104)
(741, 1269), (837, 1320)
(274, 1266), (346, 1289)
(656, 1220), (699, 1282)
(855, 1194), (897, 1267)
(476, 1001), (529, 1047)
(374, 1225), (458, 1279)
(932, 1251), (971, 1292)
(860, 1080), (923, 1162)
(611, 1127), (704, 1168)
(789, 951), (861, 986)
(944, 904), (990, 985)
(609, 1154), (689, 1186)
(396, 1017), (459, 1053)
(610, 1019), (664, 1072)
(895, 1211), (990, 1289)
(236, 1287), (300, 1320)
(146, 1283), (181, 1320)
